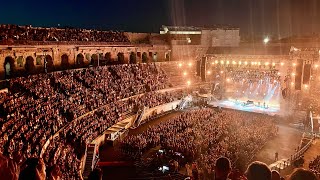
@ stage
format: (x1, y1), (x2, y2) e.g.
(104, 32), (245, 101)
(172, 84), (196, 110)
(210, 98), (280, 116)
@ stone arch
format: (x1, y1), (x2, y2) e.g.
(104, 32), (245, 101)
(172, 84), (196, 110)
(45, 55), (54, 72)
(36, 55), (43, 65)
(129, 52), (137, 64)
(91, 54), (98, 66)
(105, 52), (112, 62)
(142, 52), (148, 63)
(76, 53), (85, 68)
(117, 52), (125, 64)
(25, 56), (35, 75)
(4, 56), (15, 78)
(61, 54), (70, 70)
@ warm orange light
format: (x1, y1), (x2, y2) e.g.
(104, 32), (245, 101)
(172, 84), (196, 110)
(281, 62), (284, 66)
(178, 63), (182, 67)
(183, 72), (187, 76)
(293, 63), (296, 66)
(207, 71), (211, 75)
(292, 73), (296, 76)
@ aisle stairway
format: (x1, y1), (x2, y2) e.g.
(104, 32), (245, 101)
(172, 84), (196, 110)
(83, 145), (96, 179)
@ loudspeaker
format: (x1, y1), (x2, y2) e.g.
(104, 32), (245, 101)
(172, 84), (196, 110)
(200, 57), (207, 81)
(303, 63), (311, 84)
(196, 60), (201, 76)
(295, 59), (303, 90)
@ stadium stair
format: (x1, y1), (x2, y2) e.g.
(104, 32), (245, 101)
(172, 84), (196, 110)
(82, 145), (96, 179)
(130, 106), (146, 129)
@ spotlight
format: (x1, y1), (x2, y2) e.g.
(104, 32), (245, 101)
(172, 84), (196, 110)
(304, 84), (309, 88)
(220, 71), (224, 74)
(263, 37), (270, 44)
(239, 61), (242, 65)
(272, 62), (276, 66)
(226, 78), (230, 82)
(292, 73), (296, 76)
(221, 60), (224, 64)
(315, 64), (319, 68)
(293, 63), (296, 66)
(207, 71), (211, 75)
(188, 62), (192, 67)
(291, 82), (294, 86)
(265, 62), (269, 66)
(244, 61), (248, 65)
(277, 72), (280, 75)
(215, 60), (219, 63)
(211, 62), (215, 65)
(226, 61), (230, 65)
(183, 72), (187, 76)
(187, 81), (191, 86)
(178, 63), (182, 67)
(280, 62), (284, 66)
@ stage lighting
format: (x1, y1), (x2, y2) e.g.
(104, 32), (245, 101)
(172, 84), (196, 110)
(188, 62), (192, 67)
(277, 72), (281, 75)
(226, 78), (230, 82)
(293, 63), (296, 66)
(211, 62), (215, 65)
(226, 61), (230, 65)
(178, 63), (182, 67)
(304, 84), (309, 89)
(187, 81), (191, 86)
(263, 37), (270, 44)
(280, 62), (284, 66)
(244, 61), (248, 65)
(291, 82), (294, 86)
(221, 60), (224, 64)
(207, 71), (211, 75)
(220, 71), (224, 74)
(251, 62), (254, 65)
(265, 62), (269, 66)
(232, 61), (236, 65)
(272, 62), (276, 66)
(292, 73), (296, 76)
(239, 61), (242, 65)
(215, 60), (219, 64)
(258, 62), (261, 65)
(315, 64), (319, 68)
(183, 72), (187, 76)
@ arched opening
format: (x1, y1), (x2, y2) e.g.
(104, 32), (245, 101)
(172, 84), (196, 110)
(25, 56), (35, 75)
(117, 53), (125, 64)
(4, 56), (15, 78)
(105, 52), (112, 62)
(129, 52), (137, 64)
(91, 54), (98, 66)
(165, 52), (170, 61)
(142, 52), (148, 63)
(45, 55), (54, 73)
(61, 54), (69, 70)
(76, 53), (85, 68)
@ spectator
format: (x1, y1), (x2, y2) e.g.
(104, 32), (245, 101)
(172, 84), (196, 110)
(214, 157), (231, 180)
(245, 161), (271, 180)
(271, 170), (281, 180)
(288, 168), (318, 180)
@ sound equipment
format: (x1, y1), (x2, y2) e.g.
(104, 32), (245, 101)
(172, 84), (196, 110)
(303, 63), (311, 84)
(200, 56), (207, 81)
(295, 59), (303, 90)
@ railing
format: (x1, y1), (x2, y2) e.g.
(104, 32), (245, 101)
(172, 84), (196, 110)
(269, 134), (314, 172)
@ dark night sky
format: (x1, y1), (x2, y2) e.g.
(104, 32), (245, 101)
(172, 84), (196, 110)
(0, 0), (319, 38)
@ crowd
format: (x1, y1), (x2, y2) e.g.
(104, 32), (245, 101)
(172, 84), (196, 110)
(0, 63), (184, 179)
(228, 69), (280, 84)
(0, 24), (130, 44)
(118, 108), (278, 179)
(310, 155), (320, 178)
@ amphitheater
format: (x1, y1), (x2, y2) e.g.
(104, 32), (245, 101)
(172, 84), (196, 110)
(1, 24), (320, 180)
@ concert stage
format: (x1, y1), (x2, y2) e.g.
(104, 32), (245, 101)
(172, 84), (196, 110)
(210, 99), (280, 116)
